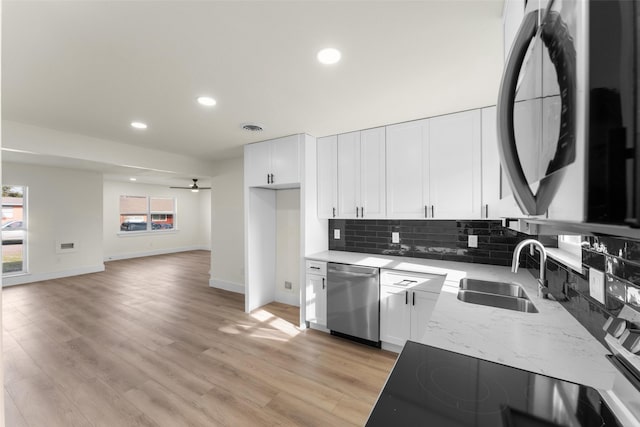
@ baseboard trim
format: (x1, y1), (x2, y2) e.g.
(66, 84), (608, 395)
(104, 245), (210, 262)
(209, 278), (245, 294)
(275, 291), (300, 307)
(3, 264), (106, 287)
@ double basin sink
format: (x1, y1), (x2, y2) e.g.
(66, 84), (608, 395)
(457, 278), (538, 313)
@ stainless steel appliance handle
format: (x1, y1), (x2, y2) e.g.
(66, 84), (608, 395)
(497, 9), (539, 215)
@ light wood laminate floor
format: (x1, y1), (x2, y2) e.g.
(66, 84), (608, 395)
(3, 251), (397, 426)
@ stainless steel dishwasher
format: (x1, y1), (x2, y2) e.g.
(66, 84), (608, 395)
(327, 263), (380, 346)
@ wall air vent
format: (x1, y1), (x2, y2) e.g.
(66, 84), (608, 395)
(56, 240), (78, 253)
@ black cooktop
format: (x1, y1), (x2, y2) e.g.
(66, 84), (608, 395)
(367, 341), (622, 427)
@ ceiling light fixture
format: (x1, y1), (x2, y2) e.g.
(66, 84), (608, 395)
(197, 96), (217, 107)
(129, 177), (137, 181)
(317, 48), (341, 65)
(130, 121), (148, 129)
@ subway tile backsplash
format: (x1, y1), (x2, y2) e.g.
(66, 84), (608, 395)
(328, 219), (526, 266)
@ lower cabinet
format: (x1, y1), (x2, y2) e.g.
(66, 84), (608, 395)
(380, 285), (439, 347)
(305, 261), (327, 327)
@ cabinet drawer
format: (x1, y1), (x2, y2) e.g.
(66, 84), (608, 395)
(306, 260), (327, 275)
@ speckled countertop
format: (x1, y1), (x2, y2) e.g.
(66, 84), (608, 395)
(306, 250), (616, 390)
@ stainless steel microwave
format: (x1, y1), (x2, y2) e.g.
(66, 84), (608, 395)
(497, 0), (640, 226)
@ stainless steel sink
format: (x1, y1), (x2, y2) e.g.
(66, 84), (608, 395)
(457, 290), (539, 313)
(459, 278), (528, 298)
(457, 278), (538, 313)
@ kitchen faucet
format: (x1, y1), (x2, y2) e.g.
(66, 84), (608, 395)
(511, 239), (549, 299)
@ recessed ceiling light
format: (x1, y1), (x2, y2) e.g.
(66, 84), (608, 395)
(317, 48), (341, 65)
(129, 177), (137, 181)
(197, 96), (217, 107)
(131, 121), (148, 129)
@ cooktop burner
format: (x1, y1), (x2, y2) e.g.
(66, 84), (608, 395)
(367, 342), (622, 427)
(416, 361), (509, 415)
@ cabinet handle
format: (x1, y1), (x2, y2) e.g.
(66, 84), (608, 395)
(405, 291), (408, 305)
(412, 292), (416, 306)
(431, 205), (434, 218)
(360, 207), (364, 218)
(356, 207), (359, 218)
(322, 278), (325, 290)
(270, 174), (274, 184)
(332, 207), (336, 218)
(424, 205), (428, 218)
(267, 174), (270, 184)
(310, 266), (320, 270)
(485, 204), (489, 218)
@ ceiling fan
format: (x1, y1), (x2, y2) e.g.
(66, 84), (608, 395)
(170, 178), (211, 192)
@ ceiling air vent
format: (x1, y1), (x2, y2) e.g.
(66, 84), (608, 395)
(241, 123), (263, 132)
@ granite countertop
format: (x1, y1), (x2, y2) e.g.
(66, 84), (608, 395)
(306, 250), (616, 390)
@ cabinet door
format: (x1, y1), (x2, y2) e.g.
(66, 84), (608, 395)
(410, 290), (439, 344)
(271, 135), (300, 186)
(481, 106), (500, 219)
(317, 135), (338, 219)
(386, 119), (430, 218)
(337, 131), (360, 218)
(306, 274), (326, 326)
(429, 110), (482, 219)
(380, 285), (411, 347)
(244, 141), (271, 187)
(359, 127), (386, 219)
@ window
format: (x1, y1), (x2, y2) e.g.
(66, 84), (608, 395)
(119, 196), (175, 232)
(2, 185), (27, 275)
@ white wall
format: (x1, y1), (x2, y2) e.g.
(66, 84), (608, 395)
(103, 180), (210, 260)
(2, 162), (104, 286)
(209, 157), (245, 293)
(3, 120), (216, 178)
(275, 189), (300, 306)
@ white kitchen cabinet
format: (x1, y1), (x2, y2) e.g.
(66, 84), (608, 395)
(385, 119), (430, 218)
(305, 261), (327, 327)
(380, 284), (439, 347)
(337, 127), (386, 219)
(245, 134), (301, 188)
(409, 290), (439, 342)
(386, 111), (481, 219)
(481, 106), (501, 219)
(317, 135), (338, 219)
(380, 285), (411, 346)
(429, 110), (482, 219)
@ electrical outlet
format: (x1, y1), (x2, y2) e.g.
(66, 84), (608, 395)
(284, 281), (292, 290)
(468, 235), (478, 248)
(334, 229), (341, 239)
(392, 232), (400, 244)
(589, 268), (605, 304)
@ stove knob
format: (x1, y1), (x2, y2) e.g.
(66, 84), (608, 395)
(603, 316), (628, 338)
(619, 329), (640, 354)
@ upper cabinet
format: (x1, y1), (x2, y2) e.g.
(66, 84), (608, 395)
(245, 135), (301, 188)
(386, 119), (430, 218)
(481, 106), (501, 219)
(318, 128), (386, 219)
(428, 110), (482, 219)
(317, 135), (338, 218)
(337, 127), (386, 219)
(386, 111), (482, 219)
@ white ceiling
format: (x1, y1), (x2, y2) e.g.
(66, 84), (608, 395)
(2, 0), (505, 169)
